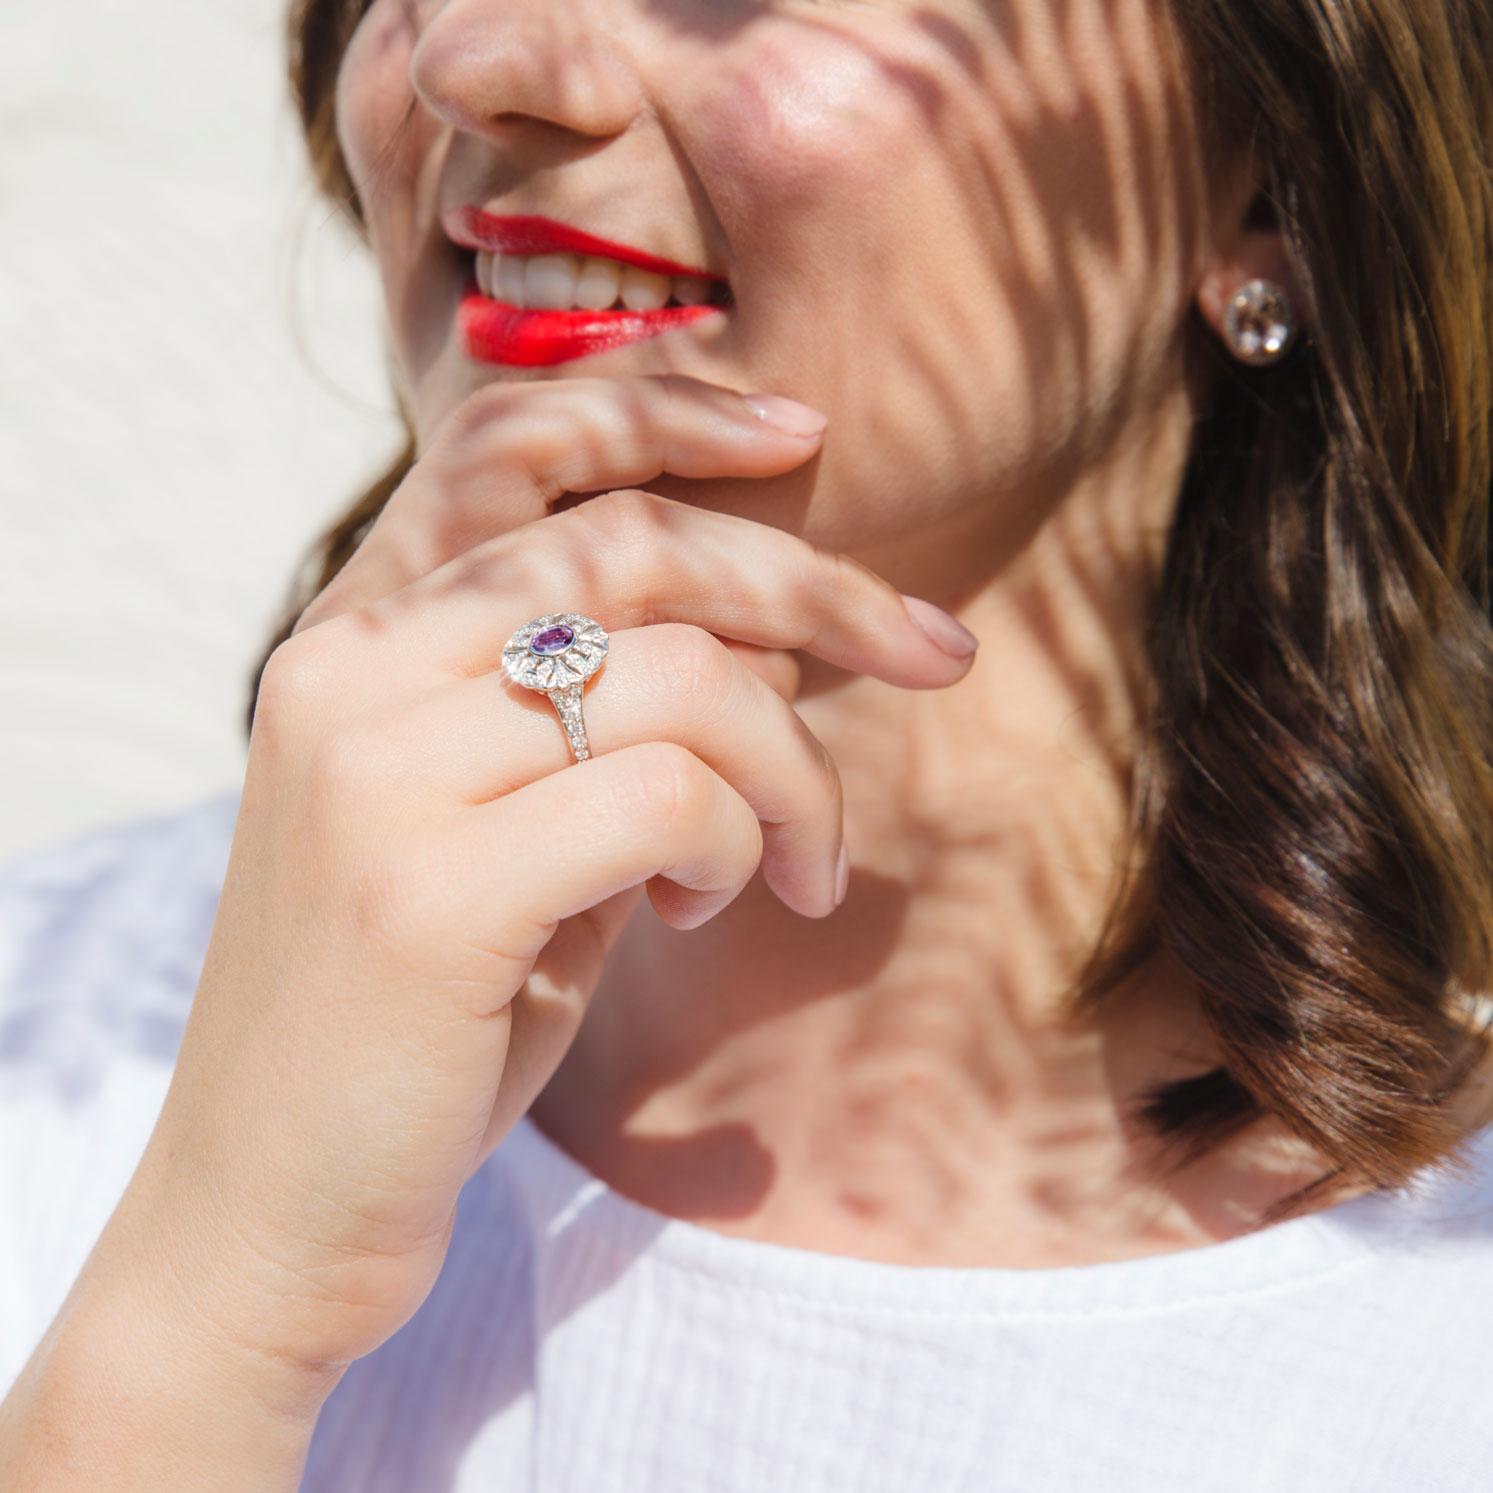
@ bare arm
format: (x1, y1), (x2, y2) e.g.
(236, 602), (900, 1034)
(0, 373), (973, 1486)
(0, 1205), (341, 1491)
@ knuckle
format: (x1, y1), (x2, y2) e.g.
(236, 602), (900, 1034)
(804, 719), (844, 811)
(455, 536), (524, 597)
(575, 486), (672, 547)
(253, 627), (346, 745)
(802, 544), (884, 650)
(446, 379), (522, 442)
(775, 698), (842, 829)
(453, 521), (579, 609)
(621, 740), (711, 827)
(806, 549), (863, 640)
(260, 628), (329, 699)
(641, 623), (734, 702)
(643, 371), (700, 423)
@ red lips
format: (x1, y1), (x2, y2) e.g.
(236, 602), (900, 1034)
(446, 206), (727, 282)
(445, 206), (730, 367)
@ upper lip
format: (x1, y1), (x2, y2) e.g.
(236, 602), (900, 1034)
(443, 205), (727, 283)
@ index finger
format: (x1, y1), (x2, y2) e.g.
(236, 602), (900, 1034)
(295, 372), (827, 635)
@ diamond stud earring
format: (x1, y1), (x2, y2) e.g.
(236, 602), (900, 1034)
(1222, 278), (1298, 366)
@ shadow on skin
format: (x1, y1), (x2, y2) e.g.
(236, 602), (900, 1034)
(285, 2), (1357, 1482)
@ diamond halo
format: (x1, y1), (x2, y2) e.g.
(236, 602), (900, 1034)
(501, 612), (610, 762)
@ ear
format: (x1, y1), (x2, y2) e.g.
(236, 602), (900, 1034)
(1194, 154), (1297, 340)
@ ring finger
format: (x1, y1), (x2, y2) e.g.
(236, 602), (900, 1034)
(381, 623), (845, 916)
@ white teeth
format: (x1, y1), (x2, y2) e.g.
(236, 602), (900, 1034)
(474, 248), (721, 311)
(525, 252), (580, 309)
(495, 252), (527, 306)
(618, 263), (671, 311)
(574, 255), (622, 310)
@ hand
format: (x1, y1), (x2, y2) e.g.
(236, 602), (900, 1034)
(87, 374), (979, 1406)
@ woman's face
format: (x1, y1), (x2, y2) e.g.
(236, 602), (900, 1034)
(335, 0), (1222, 572)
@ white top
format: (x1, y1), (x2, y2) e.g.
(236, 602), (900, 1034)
(3, 791), (1492, 1491)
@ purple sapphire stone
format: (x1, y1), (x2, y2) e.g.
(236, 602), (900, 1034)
(529, 623), (576, 656)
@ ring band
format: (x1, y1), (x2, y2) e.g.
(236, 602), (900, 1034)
(502, 612), (610, 763)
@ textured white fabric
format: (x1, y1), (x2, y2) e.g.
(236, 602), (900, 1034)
(3, 792), (1492, 1491)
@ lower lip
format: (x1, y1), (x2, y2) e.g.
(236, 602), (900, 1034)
(456, 272), (726, 367)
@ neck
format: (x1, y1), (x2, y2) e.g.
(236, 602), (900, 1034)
(528, 380), (1347, 1267)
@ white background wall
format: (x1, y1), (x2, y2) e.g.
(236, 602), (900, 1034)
(1, 0), (405, 861)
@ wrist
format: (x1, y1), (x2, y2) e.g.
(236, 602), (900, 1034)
(0, 1222), (342, 1491)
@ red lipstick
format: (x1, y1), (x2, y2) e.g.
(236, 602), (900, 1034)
(446, 206), (726, 281)
(445, 207), (730, 368)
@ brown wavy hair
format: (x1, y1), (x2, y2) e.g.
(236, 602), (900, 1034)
(258, 0), (1493, 1226)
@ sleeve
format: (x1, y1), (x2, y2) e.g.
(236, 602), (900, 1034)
(0, 791), (240, 1393)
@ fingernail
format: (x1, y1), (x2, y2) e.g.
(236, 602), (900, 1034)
(834, 840), (850, 907)
(900, 593), (979, 659)
(740, 392), (829, 437)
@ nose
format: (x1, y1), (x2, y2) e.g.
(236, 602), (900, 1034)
(409, 0), (645, 143)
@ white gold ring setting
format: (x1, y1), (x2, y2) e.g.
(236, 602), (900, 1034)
(502, 612), (610, 762)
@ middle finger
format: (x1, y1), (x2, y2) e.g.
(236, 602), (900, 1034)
(347, 487), (978, 688)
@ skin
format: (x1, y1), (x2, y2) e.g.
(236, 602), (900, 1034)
(332, 0), (1336, 1265)
(13, 2), (1475, 1488)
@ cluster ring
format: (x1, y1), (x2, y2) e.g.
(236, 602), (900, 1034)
(502, 612), (610, 763)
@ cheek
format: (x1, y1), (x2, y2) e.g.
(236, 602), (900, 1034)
(698, 30), (896, 208)
(683, 2), (1206, 515)
(694, 3), (1203, 303)
(334, 3), (432, 222)
(688, 21), (926, 286)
